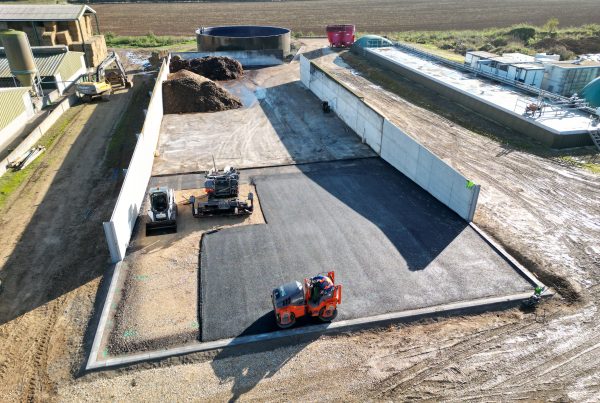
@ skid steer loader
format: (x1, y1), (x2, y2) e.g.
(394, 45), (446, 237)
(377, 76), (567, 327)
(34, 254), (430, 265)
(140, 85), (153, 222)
(146, 187), (177, 235)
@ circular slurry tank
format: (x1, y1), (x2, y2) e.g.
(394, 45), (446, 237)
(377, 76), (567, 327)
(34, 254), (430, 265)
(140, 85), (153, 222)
(196, 25), (291, 55)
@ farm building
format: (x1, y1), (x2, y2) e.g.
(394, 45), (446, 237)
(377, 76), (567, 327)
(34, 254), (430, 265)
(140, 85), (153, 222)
(465, 50), (600, 94)
(0, 4), (106, 68)
(0, 45), (86, 96)
(541, 60), (600, 96)
(0, 87), (34, 152)
(465, 51), (545, 87)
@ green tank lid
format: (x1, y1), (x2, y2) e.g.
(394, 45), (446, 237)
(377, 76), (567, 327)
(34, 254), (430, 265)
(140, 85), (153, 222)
(582, 76), (600, 108)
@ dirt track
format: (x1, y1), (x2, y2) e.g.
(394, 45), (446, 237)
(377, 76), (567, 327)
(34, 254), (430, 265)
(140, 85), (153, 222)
(0, 82), (142, 401)
(0, 40), (599, 401)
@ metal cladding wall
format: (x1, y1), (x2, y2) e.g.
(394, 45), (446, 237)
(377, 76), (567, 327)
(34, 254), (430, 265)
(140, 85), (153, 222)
(196, 25), (291, 55)
(103, 57), (170, 263)
(0, 92), (77, 178)
(300, 55), (480, 222)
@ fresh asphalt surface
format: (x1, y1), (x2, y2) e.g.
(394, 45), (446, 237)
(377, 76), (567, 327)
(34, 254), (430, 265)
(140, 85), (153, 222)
(200, 159), (532, 342)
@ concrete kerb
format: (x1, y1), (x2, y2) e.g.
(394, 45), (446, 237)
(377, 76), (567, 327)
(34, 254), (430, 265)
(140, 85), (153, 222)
(85, 290), (539, 371)
(86, 261), (124, 371)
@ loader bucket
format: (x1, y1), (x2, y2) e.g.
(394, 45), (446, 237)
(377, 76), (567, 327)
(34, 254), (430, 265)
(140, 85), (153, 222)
(145, 219), (177, 236)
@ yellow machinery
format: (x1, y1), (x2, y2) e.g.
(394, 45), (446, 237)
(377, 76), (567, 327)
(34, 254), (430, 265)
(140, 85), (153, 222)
(76, 51), (132, 102)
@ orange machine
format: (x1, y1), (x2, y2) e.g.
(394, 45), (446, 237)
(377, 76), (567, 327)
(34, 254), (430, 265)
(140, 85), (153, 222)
(271, 271), (342, 328)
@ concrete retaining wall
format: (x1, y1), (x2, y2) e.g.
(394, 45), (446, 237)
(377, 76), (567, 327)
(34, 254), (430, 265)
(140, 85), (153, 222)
(0, 93), (78, 177)
(300, 55), (480, 221)
(305, 60), (383, 153)
(103, 58), (170, 263)
(362, 48), (592, 148)
(174, 50), (284, 67)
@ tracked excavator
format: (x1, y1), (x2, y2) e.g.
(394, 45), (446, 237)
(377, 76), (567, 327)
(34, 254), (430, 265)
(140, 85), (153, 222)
(76, 51), (132, 102)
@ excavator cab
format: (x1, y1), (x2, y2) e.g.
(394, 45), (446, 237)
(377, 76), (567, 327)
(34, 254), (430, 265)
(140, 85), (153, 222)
(76, 51), (132, 102)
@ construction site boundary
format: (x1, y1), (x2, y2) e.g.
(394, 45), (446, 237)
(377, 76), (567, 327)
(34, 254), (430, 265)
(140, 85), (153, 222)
(103, 57), (170, 263)
(0, 93), (78, 177)
(300, 54), (480, 221)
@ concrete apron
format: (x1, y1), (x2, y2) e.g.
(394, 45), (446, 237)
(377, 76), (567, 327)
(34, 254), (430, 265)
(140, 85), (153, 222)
(86, 223), (550, 371)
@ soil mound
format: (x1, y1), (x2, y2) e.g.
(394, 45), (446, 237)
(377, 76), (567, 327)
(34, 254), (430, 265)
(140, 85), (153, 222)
(170, 55), (243, 80)
(163, 69), (242, 114)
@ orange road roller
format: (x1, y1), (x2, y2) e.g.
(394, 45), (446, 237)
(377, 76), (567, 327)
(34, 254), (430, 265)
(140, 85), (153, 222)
(271, 271), (342, 328)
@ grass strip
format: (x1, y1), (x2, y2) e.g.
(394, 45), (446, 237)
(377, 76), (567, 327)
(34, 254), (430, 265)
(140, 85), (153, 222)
(0, 106), (82, 210)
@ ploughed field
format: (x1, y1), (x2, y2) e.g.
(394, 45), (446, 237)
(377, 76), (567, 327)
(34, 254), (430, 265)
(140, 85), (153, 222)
(95, 0), (600, 36)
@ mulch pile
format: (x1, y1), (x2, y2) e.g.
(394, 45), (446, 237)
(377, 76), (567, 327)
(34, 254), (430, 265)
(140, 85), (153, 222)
(163, 69), (242, 114)
(169, 55), (243, 81)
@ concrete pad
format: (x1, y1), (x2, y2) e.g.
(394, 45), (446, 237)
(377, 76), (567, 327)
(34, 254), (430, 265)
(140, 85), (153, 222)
(153, 70), (375, 176)
(200, 159), (532, 342)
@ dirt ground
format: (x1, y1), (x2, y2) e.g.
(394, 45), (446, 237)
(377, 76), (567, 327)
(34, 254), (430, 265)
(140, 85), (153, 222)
(154, 66), (375, 175)
(106, 184), (265, 355)
(0, 80), (141, 401)
(0, 39), (599, 402)
(94, 0), (600, 36)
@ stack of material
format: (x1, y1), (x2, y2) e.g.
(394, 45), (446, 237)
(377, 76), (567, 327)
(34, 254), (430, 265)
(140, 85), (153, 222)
(56, 30), (72, 46)
(162, 69), (243, 114)
(169, 55), (243, 81)
(43, 22), (57, 32)
(67, 16), (93, 43)
(70, 34), (107, 68)
(41, 31), (56, 46)
(21, 25), (36, 45)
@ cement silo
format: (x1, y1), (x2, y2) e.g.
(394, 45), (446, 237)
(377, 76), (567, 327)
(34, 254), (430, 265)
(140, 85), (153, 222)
(0, 29), (40, 93)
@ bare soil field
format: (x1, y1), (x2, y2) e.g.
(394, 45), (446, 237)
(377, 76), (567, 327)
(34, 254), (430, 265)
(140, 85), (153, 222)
(94, 0), (600, 36)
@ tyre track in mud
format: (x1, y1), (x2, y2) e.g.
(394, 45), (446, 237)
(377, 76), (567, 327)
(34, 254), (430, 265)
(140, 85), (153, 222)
(23, 302), (60, 403)
(374, 314), (558, 398)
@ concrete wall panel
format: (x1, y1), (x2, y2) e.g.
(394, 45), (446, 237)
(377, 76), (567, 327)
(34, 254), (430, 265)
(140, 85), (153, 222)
(300, 55), (480, 221)
(103, 58), (170, 262)
(300, 55), (310, 87)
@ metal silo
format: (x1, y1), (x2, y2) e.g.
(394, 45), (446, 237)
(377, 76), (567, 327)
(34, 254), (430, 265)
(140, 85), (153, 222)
(0, 29), (41, 94)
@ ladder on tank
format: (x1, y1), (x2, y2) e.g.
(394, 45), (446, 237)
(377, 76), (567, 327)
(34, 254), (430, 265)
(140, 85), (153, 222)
(589, 128), (600, 151)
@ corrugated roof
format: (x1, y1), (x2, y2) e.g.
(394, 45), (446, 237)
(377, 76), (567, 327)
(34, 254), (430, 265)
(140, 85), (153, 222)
(0, 5), (96, 22)
(0, 48), (83, 78)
